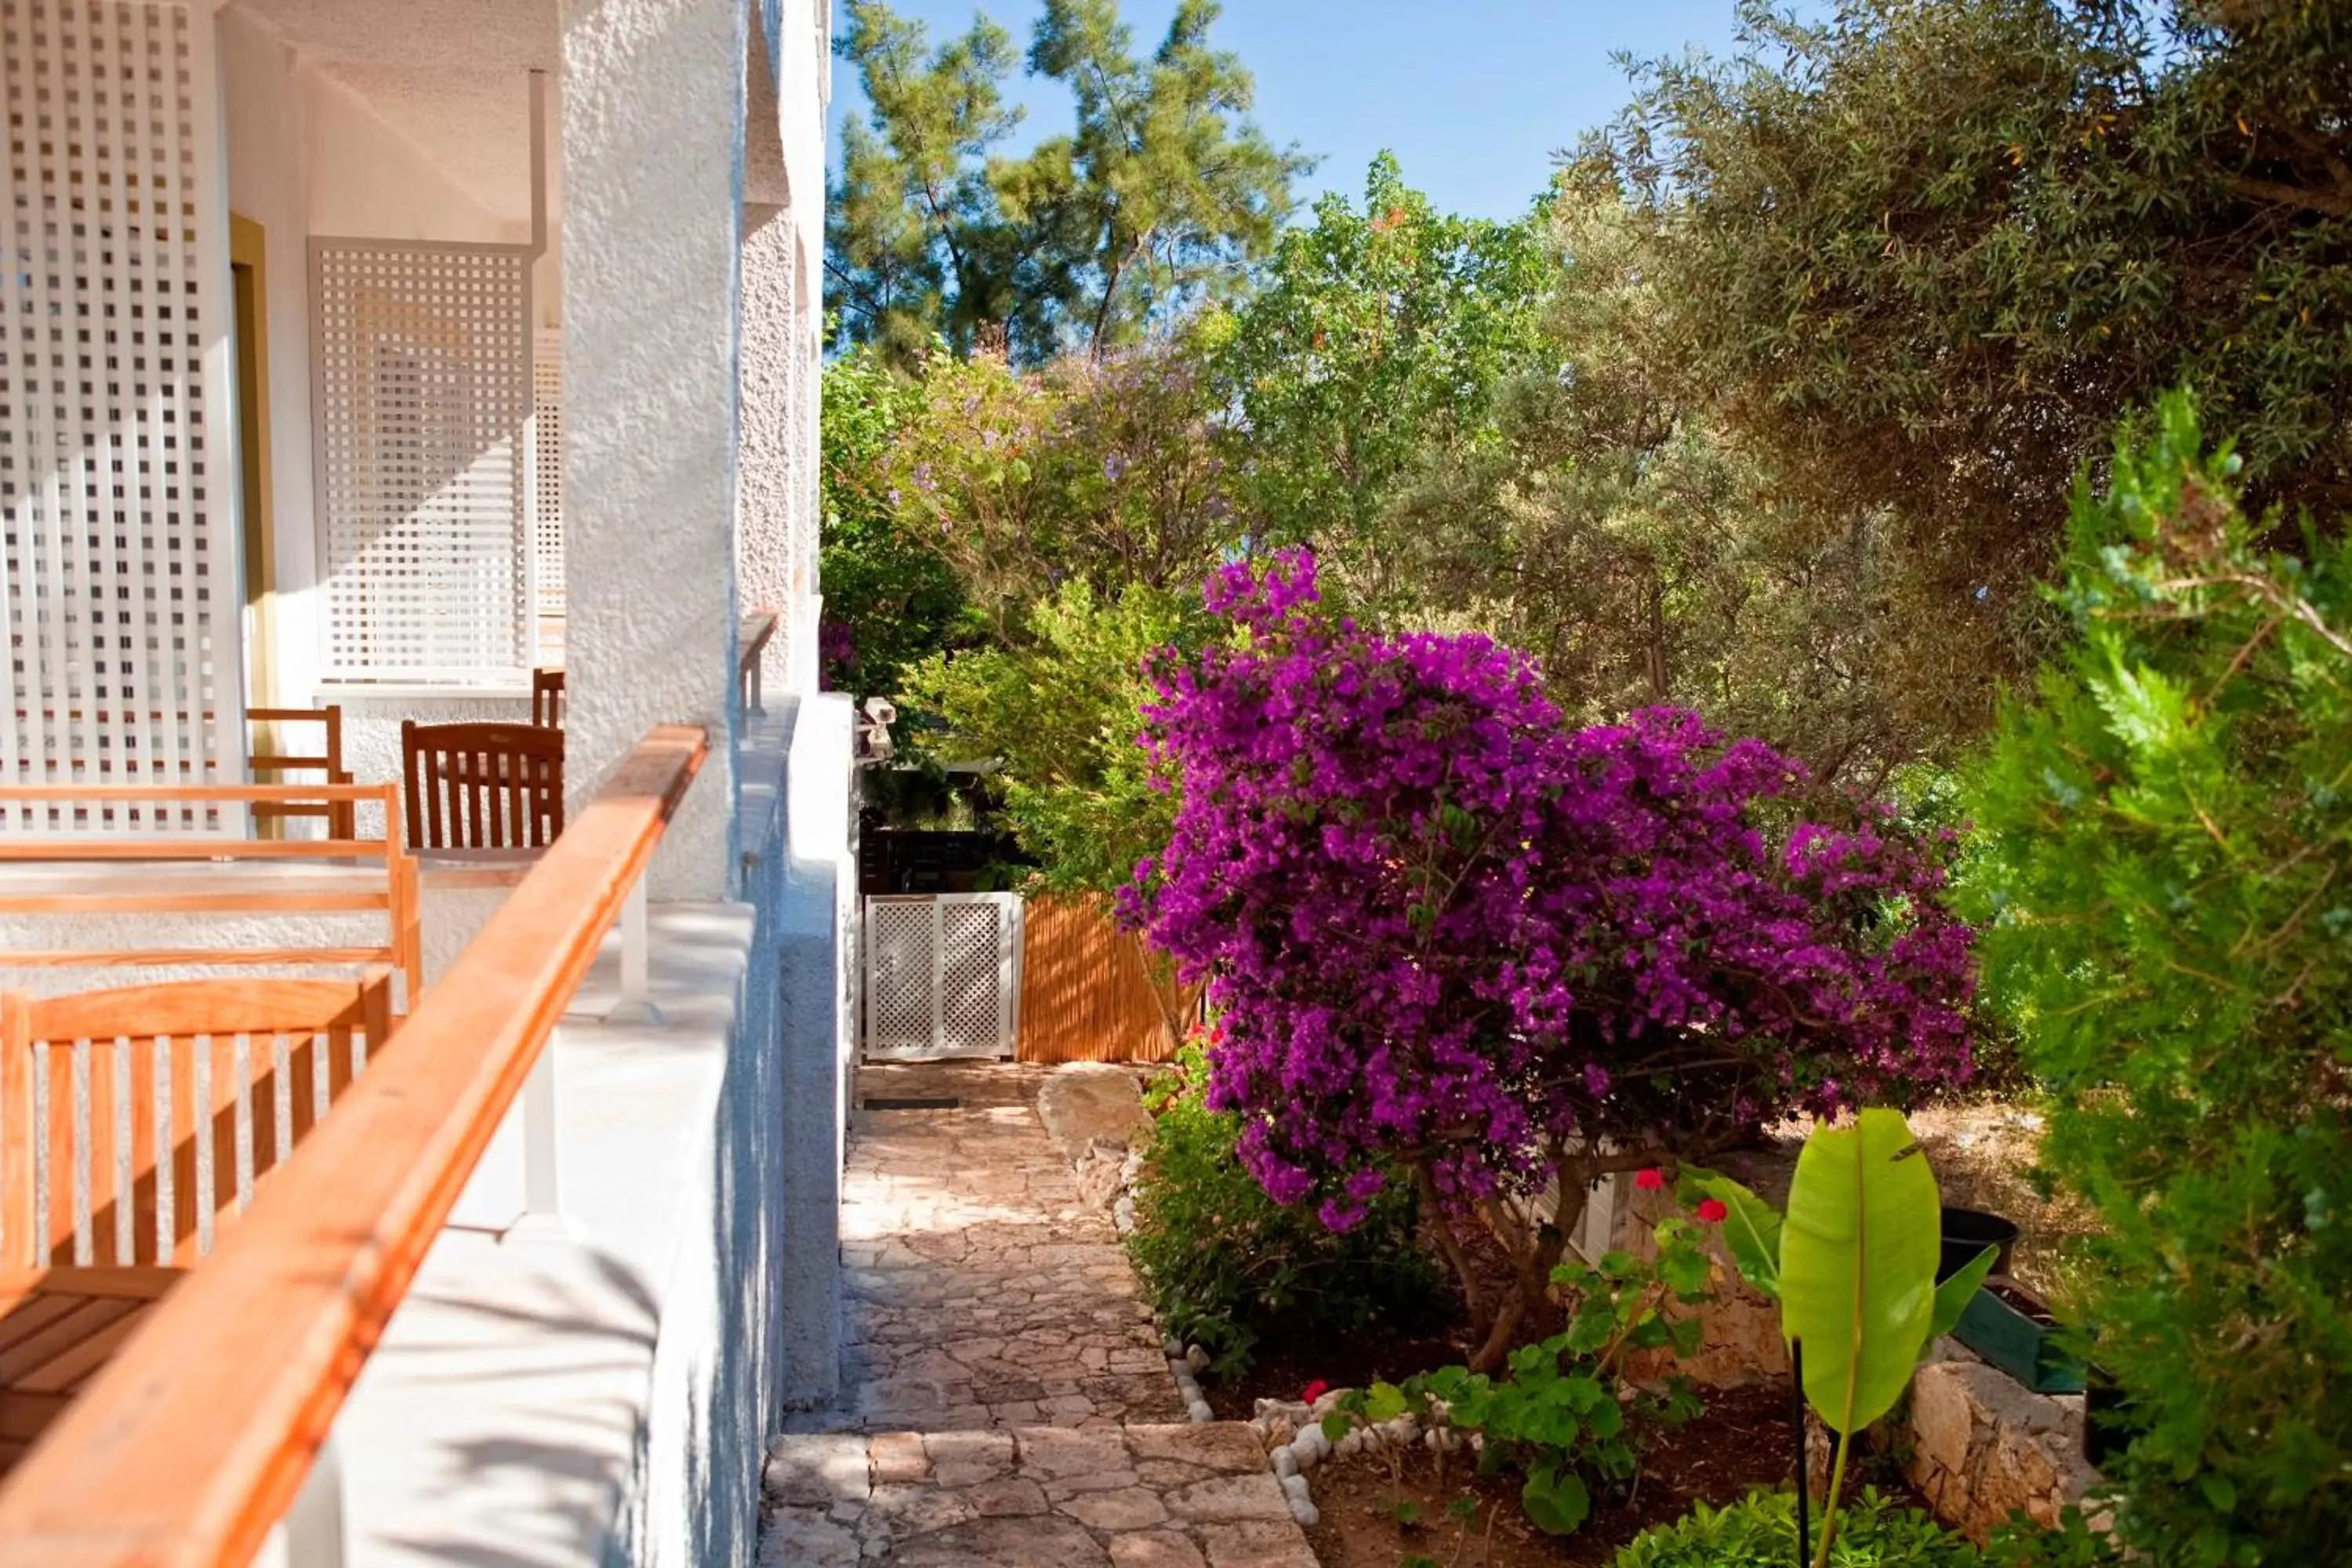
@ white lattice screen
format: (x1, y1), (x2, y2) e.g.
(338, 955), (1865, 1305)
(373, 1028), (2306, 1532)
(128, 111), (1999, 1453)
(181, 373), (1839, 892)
(529, 325), (562, 629)
(862, 894), (1023, 1060)
(1, 0), (241, 830)
(310, 238), (534, 686)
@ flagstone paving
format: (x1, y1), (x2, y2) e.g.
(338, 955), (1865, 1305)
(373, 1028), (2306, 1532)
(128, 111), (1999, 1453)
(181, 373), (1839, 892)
(758, 1062), (1314, 1566)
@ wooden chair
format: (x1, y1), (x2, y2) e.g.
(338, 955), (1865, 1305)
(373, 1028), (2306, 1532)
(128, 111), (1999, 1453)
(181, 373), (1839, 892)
(246, 706), (355, 838)
(401, 720), (564, 851)
(0, 972), (395, 1476)
(532, 667), (565, 729)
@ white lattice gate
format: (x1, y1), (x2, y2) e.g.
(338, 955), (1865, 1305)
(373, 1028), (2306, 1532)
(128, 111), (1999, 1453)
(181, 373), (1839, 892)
(862, 894), (1024, 1061)
(1, 0), (243, 829)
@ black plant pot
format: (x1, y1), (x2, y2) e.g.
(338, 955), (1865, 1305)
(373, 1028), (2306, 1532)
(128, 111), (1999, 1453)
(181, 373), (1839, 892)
(2084, 1361), (2150, 1469)
(1939, 1205), (2020, 1282)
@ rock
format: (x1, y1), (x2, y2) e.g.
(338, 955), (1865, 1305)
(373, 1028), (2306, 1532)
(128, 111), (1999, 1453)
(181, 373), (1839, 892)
(764, 1434), (873, 1508)
(1271, 1447), (1297, 1479)
(1127, 1423), (1270, 1475)
(926, 1430), (1015, 1487)
(1110, 1530), (1209, 1567)
(869, 1432), (931, 1486)
(1185, 1344), (1212, 1374)
(1194, 1519), (1321, 1568)
(1063, 1486), (1174, 1531)
(1287, 1427), (1327, 1467)
(1038, 1064), (1151, 1166)
(1017, 1425), (1131, 1480)
(891, 1515), (1102, 1567)
(1164, 1473), (1295, 1525)
(965, 1477), (1051, 1517)
(1287, 1497), (1319, 1528)
(1165, 1334), (1186, 1357)
(1188, 1398), (1215, 1423)
(757, 1509), (860, 1568)
(1897, 1352), (2097, 1541)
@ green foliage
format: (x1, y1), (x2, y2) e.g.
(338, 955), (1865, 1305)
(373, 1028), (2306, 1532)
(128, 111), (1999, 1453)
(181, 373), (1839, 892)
(1780, 1110), (1963, 1438)
(1678, 1167), (1784, 1301)
(1958, 394), (2352, 1564)
(828, 0), (1309, 365)
(1209, 154), (1554, 617)
(817, 348), (969, 699)
(1611, 1489), (1984, 1567)
(1122, 1046), (1448, 1377)
(1388, 184), (1940, 787)
(904, 577), (1213, 895)
(1329, 1226), (1714, 1537)
(1595, 0), (2352, 727)
(872, 334), (1238, 637)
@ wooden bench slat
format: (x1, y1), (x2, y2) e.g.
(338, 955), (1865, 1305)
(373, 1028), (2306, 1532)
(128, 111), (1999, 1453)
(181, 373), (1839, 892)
(0, 1301), (133, 1385)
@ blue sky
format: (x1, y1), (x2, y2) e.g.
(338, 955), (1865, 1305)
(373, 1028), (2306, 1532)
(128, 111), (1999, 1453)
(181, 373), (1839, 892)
(827, 0), (1768, 223)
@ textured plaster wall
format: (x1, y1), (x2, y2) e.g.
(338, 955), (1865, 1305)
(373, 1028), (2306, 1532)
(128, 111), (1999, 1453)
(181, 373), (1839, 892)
(558, 0), (750, 900)
(765, 694), (859, 1405)
(736, 205), (801, 694)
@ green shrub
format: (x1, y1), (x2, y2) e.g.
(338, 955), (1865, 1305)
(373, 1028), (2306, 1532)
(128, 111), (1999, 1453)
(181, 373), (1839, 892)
(1326, 1221), (1712, 1537)
(1123, 1044), (1449, 1377)
(1958, 394), (2352, 1564)
(1612, 1490), (1982, 1567)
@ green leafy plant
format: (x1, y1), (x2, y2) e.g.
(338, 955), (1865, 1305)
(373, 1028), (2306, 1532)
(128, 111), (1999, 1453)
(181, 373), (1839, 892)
(1610, 1488), (1983, 1567)
(1326, 1220), (1715, 1537)
(1122, 1044), (1448, 1377)
(1958, 394), (2352, 1563)
(1686, 1111), (1994, 1567)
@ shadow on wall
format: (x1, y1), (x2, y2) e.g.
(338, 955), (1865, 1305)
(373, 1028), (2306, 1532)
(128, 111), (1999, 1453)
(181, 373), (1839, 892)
(376, 1249), (659, 1568)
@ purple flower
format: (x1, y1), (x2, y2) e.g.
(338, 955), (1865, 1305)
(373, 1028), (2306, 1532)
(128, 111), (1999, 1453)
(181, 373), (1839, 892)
(1123, 552), (1977, 1230)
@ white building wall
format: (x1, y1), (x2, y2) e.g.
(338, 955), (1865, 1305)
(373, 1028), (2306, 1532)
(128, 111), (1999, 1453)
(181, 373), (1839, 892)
(557, 0), (749, 900)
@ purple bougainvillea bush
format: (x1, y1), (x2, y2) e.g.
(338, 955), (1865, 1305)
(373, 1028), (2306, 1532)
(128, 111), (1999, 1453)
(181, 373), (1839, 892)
(1122, 550), (1976, 1368)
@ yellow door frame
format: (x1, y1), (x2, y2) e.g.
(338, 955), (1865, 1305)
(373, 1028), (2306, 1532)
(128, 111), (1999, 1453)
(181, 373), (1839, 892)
(230, 213), (276, 710)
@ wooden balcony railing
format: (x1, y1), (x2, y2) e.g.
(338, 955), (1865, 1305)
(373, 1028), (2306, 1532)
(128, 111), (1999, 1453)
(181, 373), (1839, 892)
(739, 607), (779, 717)
(0, 724), (710, 1566)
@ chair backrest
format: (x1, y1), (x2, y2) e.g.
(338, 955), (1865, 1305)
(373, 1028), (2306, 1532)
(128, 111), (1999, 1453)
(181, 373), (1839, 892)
(532, 668), (565, 729)
(400, 721), (565, 851)
(0, 971), (396, 1269)
(246, 706), (354, 837)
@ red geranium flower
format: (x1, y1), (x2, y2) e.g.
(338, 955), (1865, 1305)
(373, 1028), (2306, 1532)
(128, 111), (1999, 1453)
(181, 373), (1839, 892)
(1301, 1380), (1330, 1404)
(1634, 1168), (1667, 1192)
(1697, 1197), (1730, 1224)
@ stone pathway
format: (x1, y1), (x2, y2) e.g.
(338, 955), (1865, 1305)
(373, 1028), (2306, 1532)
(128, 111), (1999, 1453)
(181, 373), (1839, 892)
(760, 1062), (1316, 1567)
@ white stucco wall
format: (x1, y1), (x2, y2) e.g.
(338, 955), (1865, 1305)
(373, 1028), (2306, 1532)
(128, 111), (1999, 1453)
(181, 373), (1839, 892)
(557, 0), (751, 901)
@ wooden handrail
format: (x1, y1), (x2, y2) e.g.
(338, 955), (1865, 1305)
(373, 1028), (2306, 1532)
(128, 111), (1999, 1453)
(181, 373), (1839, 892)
(739, 607), (779, 671)
(739, 608), (779, 716)
(0, 724), (710, 1566)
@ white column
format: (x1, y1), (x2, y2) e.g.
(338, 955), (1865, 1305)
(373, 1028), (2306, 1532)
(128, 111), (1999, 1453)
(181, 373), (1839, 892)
(558, 0), (749, 898)
(736, 204), (800, 699)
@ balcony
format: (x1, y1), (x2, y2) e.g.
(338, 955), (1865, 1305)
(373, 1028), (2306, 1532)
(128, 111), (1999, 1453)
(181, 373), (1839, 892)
(0, 0), (845, 1559)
